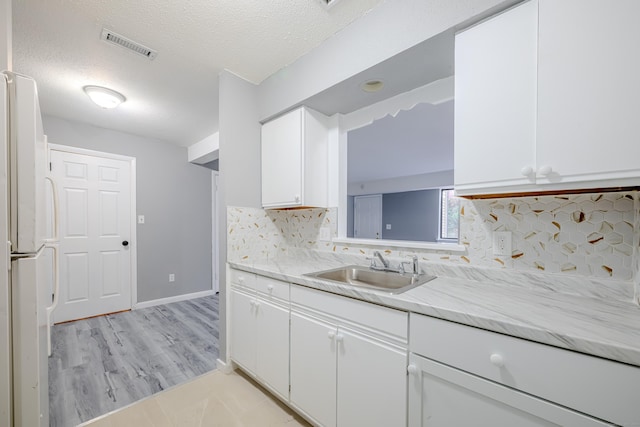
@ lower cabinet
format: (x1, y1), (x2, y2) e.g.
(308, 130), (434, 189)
(408, 313), (640, 427)
(407, 353), (611, 427)
(290, 286), (408, 427)
(230, 275), (290, 400)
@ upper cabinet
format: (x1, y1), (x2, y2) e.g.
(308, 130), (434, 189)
(455, 0), (640, 197)
(261, 106), (330, 209)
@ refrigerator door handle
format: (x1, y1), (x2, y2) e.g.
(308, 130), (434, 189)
(44, 242), (59, 357)
(44, 176), (59, 243)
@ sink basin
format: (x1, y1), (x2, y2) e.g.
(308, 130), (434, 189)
(304, 265), (436, 294)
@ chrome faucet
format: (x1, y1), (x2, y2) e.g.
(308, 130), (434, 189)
(401, 255), (421, 276)
(373, 251), (390, 269)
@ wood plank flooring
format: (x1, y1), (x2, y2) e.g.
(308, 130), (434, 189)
(49, 294), (219, 427)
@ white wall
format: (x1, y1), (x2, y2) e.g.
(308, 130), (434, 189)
(0, 0), (10, 423)
(257, 0), (514, 121)
(348, 170), (454, 196)
(218, 70), (261, 359)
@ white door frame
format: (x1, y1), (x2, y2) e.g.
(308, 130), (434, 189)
(48, 144), (138, 307)
(212, 170), (219, 293)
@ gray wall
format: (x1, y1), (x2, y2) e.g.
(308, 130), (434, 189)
(218, 70), (261, 360)
(382, 189), (439, 242)
(43, 115), (212, 303)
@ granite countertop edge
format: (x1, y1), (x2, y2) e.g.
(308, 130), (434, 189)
(227, 259), (640, 368)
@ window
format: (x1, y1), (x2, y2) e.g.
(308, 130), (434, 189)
(440, 188), (460, 240)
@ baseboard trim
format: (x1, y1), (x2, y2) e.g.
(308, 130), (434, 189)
(134, 290), (215, 310)
(216, 358), (234, 374)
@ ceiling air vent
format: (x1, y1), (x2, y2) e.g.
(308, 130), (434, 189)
(318, 0), (343, 8)
(100, 28), (157, 60)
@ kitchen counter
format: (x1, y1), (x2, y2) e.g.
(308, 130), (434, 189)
(228, 251), (640, 368)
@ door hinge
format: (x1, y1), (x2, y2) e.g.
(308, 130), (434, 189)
(49, 162), (52, 171)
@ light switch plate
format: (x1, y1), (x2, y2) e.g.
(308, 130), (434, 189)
(386, 224), (392, 230)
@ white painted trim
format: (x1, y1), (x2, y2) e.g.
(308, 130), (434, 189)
(49, 143), (136, 163)
(216, 358), (235, 374)
(212, 171), (219, 293)
(332, 237), (466, 252)
(49, 144), (138, 309)
(133, 289), (215, 310)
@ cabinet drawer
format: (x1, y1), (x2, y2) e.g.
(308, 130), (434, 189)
(229, 268), (257, 290)
(292, 285), (407, 341)
(256, 275), (289, 301)
(409, 313), (640, 426)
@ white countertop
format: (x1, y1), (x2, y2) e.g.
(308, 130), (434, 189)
(228, 251), (640, 367)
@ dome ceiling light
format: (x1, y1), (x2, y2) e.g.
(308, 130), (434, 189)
(83, 85), (126, 109)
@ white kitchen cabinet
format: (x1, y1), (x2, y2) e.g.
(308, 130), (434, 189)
(536, 0), (640, 188)
(454, 0), (538, 193)
(290, 312), (337, 427)
(408, 313), (640, 426)
(455, 0), (640, 196)
(229, 271), (290, 400)
(407, 353), (612, 427)
(261, 106), (330, 208)
(230, 289), (256, 372)
(290, 285), (408, 427)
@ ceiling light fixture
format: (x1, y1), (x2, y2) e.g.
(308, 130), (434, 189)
(361, 79), (384, 93)
(83, 85), (126, 109)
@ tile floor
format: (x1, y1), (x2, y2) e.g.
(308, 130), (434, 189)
(80, 369), (311, 427)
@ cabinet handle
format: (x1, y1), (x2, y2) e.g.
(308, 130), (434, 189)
(407, 364), (418, 375)
(335, 334), (344, 343)
(538, 165), (553, 176)
(267, 284), (274, 292)
(490, 353), (505, 368)
(327, 331), (336, 340)
(520, 166), (534, 176)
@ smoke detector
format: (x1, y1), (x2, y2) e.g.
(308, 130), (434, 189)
(100, 28), (158, 60)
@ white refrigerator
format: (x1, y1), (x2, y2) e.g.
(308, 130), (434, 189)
(1, 71), (59, 427)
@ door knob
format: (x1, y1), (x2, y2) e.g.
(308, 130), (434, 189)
(122, 240), (129, 247)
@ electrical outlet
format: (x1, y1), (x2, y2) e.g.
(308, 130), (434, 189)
(169, 274), (175, 282)
(386, 224), (392, 230)
(493, 231), (512, 256)
(138, 215), (145, 224)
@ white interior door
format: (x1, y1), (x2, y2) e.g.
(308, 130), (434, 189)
(50, 148), (133, 323)
(354, 194), (382, 239)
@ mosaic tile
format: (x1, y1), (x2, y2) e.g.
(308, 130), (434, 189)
(227, 190), (639, 302)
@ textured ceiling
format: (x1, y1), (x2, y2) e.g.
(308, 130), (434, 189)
(12, 0), (383, 146)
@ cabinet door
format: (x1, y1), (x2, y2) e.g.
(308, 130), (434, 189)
(537, 0), (640, 187)
(290, 312), (337, 427)
(261, 108), (303, 207)
(407, 354), (613, 427)
(454, 0), (538, 193)
(255, 300), (289, 400)
(337, 328), (407, 427)
(230, 290), (256, 373)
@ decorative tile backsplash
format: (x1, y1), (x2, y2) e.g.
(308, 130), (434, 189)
(228, 191), (639, 302)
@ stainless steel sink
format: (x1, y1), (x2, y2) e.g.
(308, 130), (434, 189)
(304, 265), (436, 294)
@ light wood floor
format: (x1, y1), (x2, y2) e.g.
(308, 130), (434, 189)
(80, 369), (311, 427)
(49, 294), (219, 427)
